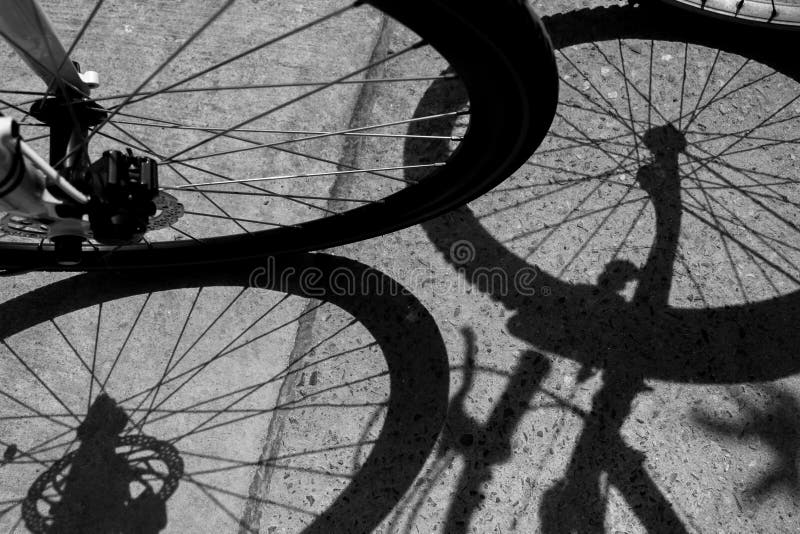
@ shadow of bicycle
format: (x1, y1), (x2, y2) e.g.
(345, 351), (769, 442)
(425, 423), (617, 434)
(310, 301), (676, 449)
(0, 254), (449, 533)
(405, 2), (800, 532)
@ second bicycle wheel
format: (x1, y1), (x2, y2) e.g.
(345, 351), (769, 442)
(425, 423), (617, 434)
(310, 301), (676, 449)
(0, 0), (557, 270)
(652, 0), (800, 29)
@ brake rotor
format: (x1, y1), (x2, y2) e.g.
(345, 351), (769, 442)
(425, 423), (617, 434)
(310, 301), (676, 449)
(1, 192), (184, 239)
(0, 214), (50, 238)
(147, 192), (185, 231)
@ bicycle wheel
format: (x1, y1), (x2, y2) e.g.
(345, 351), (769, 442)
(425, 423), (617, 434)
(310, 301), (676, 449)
(652, 0), (800, 29)
(0, 256), (449, 532)
(0, 0), (557, 270)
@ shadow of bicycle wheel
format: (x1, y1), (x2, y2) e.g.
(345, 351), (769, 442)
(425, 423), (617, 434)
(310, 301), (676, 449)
(411, 1), (800, 386)
(405, 2), (800, 532)
(0, 254), (449, 533)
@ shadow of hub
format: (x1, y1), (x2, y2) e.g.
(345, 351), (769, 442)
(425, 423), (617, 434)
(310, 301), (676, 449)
(22, 394), (183, 534)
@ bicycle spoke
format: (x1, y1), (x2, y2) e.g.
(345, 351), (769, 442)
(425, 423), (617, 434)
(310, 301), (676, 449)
(559, 62), (637, 135)
(685, 150), (800, 274)
(187, 460), (356, 479)
(131, 318), (364, 433)
(146, 299), (324, 415)
(484, 176), (635, 222)
(677, 41), (688, 130)
(87, 303), (103, 410)
(688, 136), (800, 172)
(167, 370), (387, 446)
(181, 473), (314, 529)
(172, 188), (374, 204)
(181, 439), (377, 469)
(163, 157), (345, 218)
(589, 41), (671, 126)
(617, 39), (641, 160)
(681, 203), (800, 285)
(137, 288), (203, 432)
(538, 122), (640, 162)
(107, 4), (357, 113)
(127, 295), (300, 429)
(0, 503), (22, 527)
(165, 40), (425, 161)
(91, 0), (234, 118)
(141, 340), (372, 433)
(180, 211), (295, 228)
(0, 341), (80, 425)
(100, 293), (152, 391)
(682, 70), (780, 131)
(168, 225), (205, 244)
(0, 97), (42, 119)
(111, 119), (460, 141)
(164, 163), (441, 189)
(0, 436), (55, 470)
(689, 115), (800, 145)
(686, 167), (751, 299)
(559, 101), (648, 130)
(521, 121), (642, 256)
(505, 195), (649, 245)
(50, 320), (103, 392)
(683, 190), (797, 290)
(0, 90), (47, 96)
(125, 400), (380, 419)
(557, 185), (648, 276)
(687, 132), (800, 201)
(10, 419), (80, 459)
(684, 57), (752, 131)
(168, 117), (463, 164)
(546, 128), (634, 151)
(104, 123), (260, 232)
(0, 387), (76, 431)
(91, 74), (458, 104)
(0, 413), (76, 422)
(124, 288), (253, 427)
(161, 289), (249, 380)
(108, 109), (423, 188)
(0, 264), (402, 531)
(64, 0), (105, 56)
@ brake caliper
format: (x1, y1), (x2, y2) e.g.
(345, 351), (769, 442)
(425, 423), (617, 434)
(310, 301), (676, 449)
(87, 150), (158, 245)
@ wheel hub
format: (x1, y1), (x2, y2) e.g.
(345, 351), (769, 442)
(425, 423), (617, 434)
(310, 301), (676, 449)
(27, 89), (182, 249)
(85, 149), (160, 245)
(1, 192), (184, 239)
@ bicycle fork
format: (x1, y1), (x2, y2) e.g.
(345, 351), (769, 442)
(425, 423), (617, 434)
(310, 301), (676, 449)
(0, 0), (161, 264)
(0, 117), (58, 220)
(0, 0), (95, 256)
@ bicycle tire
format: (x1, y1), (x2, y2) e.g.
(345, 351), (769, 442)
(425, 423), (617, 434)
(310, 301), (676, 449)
(0, 255), (449, 532)
(0, 0), (557, 270)
(652, 0), (800, 29)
